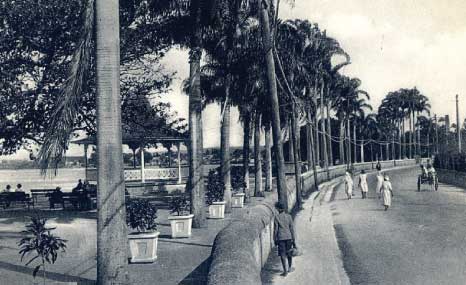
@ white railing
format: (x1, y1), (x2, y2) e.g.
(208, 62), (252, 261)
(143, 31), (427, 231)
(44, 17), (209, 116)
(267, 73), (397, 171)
(85, 167), (189, 182)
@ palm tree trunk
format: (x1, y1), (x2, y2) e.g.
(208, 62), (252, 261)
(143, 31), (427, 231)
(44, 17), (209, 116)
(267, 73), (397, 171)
(309, 116), (319, 190)
(417, 111), (421, 156)
(360, 139), (364, 162)
(95, 0), (128, 283)
(254, 114), (263, 197)
(353, 123), (357, 163)
(188, 2), (206, 228)
(386, 142), (389, 161)
(314, 88), (320, 166)
(427, 132), (430, 158)
(265, 124), (273, 191)
(320, 84), (328, 170)
(398, 120), (402, 159)
(291, 105), (302, 207)
(339, 119), (345, 164)
(326, 103), (333, 166)
(259, 0), (288, 209)
(346, 118), (351, 166)
(243, 114), (251, 201)
(409, 112), (413, 158)
(220, 100), (232, 213)
(379, 140), (383, 160)
(401, 118), (406, 159)
(306, 104), (313, 168)
(392, 135), (395, 160)
(288, 118), (294, 162)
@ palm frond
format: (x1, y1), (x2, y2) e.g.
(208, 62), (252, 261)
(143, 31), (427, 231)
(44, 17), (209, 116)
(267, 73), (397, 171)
(37, 0), (94, 175)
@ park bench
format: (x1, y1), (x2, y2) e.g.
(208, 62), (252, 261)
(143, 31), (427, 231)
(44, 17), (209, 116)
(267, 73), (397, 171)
(50, 190), (97, 210)
(30, 189), (57, 203)
(0, 192), (34, 209)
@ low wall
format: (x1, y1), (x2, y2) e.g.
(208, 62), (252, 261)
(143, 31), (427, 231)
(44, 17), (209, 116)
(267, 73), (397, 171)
(207, 159), (419, 285)
(437, 169), (466, 189)
(207, 195), (277, 285)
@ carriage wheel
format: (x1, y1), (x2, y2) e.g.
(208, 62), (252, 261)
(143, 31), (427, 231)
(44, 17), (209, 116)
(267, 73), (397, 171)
(417, 176), (421, 192)
(435, 177), (439, 191)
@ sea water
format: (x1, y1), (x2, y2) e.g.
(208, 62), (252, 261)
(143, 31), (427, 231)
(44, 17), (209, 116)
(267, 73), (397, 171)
(0, 168), (86, 193)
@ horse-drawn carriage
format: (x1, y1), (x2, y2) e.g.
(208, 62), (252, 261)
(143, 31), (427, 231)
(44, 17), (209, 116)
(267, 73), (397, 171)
(417, 171), (439, 191)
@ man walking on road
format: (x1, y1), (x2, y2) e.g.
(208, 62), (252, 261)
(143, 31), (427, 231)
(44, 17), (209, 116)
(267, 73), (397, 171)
(274, 202), (297, 277)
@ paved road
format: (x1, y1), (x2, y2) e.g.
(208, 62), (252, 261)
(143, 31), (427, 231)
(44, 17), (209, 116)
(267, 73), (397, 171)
(330, 167), (466, 285)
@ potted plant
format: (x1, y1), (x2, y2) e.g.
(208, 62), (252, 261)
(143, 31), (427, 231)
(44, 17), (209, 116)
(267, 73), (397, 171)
(18, 216), (67, 285)
(231, 166), (246, 208)
(206, 169), (226, 219)
(168, 193), (194, 238)
(126, 199), (159, 263)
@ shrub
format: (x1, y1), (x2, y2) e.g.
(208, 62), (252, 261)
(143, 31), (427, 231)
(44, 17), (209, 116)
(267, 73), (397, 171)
(18, 216), (67, 283)
(170, 194), (190, 216)
(126, 199), (158, 232)
(206, 169), (224, 205)
(231, 166), (245, 191)
(434, 153), (466, 173)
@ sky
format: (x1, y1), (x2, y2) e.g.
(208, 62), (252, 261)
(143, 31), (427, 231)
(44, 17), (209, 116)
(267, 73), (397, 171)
(4, 0), (466, 159)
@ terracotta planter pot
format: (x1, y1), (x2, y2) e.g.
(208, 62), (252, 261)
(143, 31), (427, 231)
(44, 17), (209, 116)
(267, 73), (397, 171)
(168, 214), (194, 238)
(209, 201), (226, 219)
(128, 231), (160, 263)
(231, 193), (246, 208)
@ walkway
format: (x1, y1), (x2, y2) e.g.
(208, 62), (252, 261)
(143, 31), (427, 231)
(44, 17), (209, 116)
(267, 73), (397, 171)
(0, 191), (272, 285)
(263, 166), (466, 285)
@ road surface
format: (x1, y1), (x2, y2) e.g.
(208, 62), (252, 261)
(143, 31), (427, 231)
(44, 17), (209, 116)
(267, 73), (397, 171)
(330, 167), (466, 285)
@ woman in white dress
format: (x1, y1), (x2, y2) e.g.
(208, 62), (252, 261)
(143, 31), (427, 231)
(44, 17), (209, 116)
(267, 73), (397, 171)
(358, 170), (369, 199)
(380, 174), (394, 211)
(345, 171), (354, 200)
(376, 171), (384, 199)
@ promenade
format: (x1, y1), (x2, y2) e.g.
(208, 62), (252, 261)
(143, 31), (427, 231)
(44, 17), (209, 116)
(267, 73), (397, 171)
(263, 167), (466, 285)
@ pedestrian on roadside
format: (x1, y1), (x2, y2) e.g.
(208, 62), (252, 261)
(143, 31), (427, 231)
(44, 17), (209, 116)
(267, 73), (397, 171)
(345, 171), (354, 199)
(359, 170), (369, 199)
(376, 160), (382, 171)
(380, 174), (394, 211)
(274, 202), (297, 277)
(376, 171), (384, 199)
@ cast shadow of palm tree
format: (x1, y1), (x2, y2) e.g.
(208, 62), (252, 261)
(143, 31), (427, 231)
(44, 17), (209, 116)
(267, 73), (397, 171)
(178, 256), (211, 285)
(0, 260), (96, 285)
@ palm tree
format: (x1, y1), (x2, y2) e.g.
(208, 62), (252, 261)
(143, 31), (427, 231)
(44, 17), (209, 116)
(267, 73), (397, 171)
(187, 1), (207, 228)
(254, 112), (263, 197)
(93, 0), (129, 283)
(258, 0), (288, 209)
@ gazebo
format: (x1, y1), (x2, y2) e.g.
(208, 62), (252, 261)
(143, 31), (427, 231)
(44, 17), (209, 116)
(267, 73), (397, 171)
(72, 131), (189, 185)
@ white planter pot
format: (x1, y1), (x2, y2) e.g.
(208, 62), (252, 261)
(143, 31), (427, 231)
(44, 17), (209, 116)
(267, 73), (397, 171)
(168, 214), (194, 238)
(128, 231), (160, 263)
(209, 201), (226, 219)
(231, 193), (246, 208)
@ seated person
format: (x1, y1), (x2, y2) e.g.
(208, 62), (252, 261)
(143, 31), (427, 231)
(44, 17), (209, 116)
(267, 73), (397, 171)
(427, 165), (436, 177)
(15, 184), (24, 192)
(72, 179), (83, 192)
(420, 164), (428, 178)
(3, 184), (12, 193)
(49, 187), (64, 209)
(1, 185), (12, 208)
